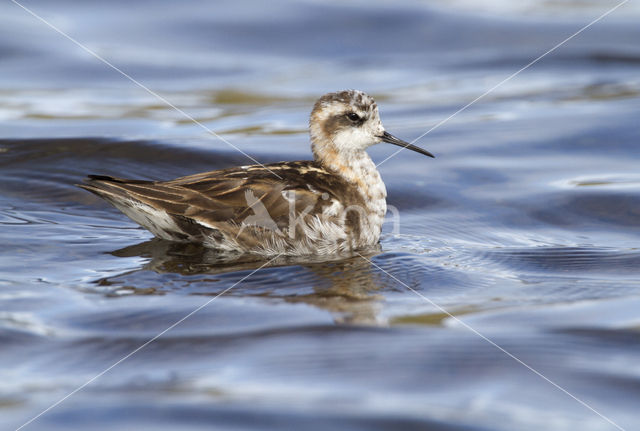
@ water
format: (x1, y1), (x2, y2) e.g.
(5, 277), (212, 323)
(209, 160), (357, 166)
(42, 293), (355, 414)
(1, 1), (640, 430)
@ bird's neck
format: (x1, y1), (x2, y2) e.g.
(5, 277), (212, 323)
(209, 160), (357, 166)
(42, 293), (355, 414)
(313, 142), (387, 209)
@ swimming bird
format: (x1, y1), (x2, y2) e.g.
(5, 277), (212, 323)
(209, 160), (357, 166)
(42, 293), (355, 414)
(80, 90), (434, 256)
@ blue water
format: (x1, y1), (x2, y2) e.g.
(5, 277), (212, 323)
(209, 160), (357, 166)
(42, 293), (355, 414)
(1, 1), (640, 430)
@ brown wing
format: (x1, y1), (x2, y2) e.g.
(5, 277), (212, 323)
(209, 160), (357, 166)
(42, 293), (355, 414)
(79, 161), (357, 242)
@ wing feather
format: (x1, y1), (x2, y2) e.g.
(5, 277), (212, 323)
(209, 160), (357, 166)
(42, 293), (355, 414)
(80, 162), (356, 245)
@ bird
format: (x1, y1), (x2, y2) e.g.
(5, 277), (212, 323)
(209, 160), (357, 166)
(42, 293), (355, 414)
(79, 90), (434, 256)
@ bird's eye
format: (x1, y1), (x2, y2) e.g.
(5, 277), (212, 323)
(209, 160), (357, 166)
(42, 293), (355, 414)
(346, 112), (361, 122)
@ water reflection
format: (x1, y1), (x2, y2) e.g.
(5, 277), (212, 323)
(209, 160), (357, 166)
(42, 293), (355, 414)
(102, 239), (385, 324)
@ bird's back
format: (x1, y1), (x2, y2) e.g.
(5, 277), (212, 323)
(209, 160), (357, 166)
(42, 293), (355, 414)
(80, 161), (371, 255)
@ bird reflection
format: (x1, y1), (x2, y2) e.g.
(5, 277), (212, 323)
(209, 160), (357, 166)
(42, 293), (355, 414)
(101, 239), (386, 324)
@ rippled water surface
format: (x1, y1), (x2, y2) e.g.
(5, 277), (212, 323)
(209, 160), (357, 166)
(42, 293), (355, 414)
(2, 1), (640, 430)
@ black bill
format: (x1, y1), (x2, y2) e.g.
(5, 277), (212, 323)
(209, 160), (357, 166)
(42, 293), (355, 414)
(379, 131), (435, 158)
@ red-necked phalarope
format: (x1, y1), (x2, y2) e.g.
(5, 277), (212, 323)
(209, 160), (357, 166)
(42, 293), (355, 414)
(80, 90), (434, 255)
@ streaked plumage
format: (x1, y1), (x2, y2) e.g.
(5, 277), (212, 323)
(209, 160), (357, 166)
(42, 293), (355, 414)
(80, 90), (434, 256)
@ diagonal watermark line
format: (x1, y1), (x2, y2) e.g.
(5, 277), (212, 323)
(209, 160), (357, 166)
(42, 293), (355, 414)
(10, 0), (283, 180)
(376, 0), (630, 168)
(356, 252), (626, 431)
(15, 254), (284, 431)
